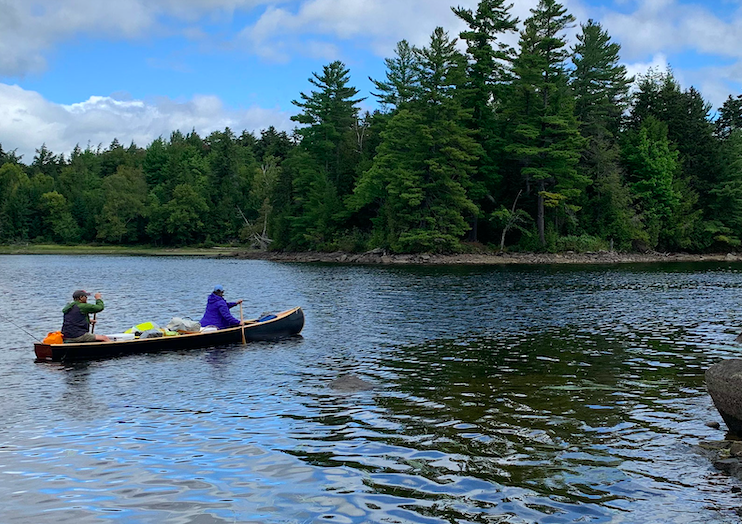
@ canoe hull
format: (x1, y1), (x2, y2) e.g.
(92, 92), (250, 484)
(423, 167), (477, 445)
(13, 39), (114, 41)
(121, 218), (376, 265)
(34, 307), (304, 362)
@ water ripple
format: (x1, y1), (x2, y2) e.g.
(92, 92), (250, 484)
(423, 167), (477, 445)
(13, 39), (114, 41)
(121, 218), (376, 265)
(2, 257), (742, 522)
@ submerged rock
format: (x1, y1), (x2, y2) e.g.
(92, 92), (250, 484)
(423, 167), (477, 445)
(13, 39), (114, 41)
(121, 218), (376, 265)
(697, 440), (742, 478)
(706, 359), (742, 437)
(329, 374), (374, 392)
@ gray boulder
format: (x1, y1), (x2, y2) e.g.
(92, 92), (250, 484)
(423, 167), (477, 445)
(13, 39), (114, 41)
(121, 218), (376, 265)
(706, 359), (742, 437)
(329, 374), (374, 392)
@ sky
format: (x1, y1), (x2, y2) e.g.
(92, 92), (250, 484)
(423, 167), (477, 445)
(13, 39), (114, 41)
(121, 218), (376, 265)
(0, 0), (741, 162)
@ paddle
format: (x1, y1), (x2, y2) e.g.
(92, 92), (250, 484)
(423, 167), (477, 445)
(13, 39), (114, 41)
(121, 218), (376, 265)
(239, 303), (246, 345)
(91, 313), (96, 334)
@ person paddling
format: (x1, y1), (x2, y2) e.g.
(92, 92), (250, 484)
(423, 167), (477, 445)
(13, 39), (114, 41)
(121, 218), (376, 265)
(61, 290), (110, 343)
(200, 285), (248, 329)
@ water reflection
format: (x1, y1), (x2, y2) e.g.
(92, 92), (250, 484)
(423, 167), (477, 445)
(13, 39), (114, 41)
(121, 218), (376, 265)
(2, 256), (742, 523)
(289, 329), (738, 522)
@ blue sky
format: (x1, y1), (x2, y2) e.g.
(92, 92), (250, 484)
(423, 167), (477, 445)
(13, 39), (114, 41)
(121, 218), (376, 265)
(0, 0), (740, 161)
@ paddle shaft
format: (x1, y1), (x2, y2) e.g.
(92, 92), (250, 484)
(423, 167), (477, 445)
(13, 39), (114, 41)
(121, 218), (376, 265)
(91, 313), (96, 334)
(239, 303), (246, 344)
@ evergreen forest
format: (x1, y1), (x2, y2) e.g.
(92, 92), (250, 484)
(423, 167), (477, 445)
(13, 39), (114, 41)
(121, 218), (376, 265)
(3, 0), (742, 254)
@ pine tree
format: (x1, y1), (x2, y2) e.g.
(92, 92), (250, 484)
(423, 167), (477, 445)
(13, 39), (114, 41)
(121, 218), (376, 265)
(96, 166), (148, 243)
(622, 117), (680, 248)
(571, 19), (637, 246)
(506, 0), (587, 247)
(627, 69), (718, 248)
(716, 95), (742, 139)
(280, 61), (365, 250)
(351, 28), (479, 253)
(452, 0), (519, 242)
(707, 131), (742, 248)
(0, 163), (33, 241)
(206, 127), (255, 241)
(291, 61), (365, 197)
(571, 19), (632, 138)
(370, 40), (421, 111)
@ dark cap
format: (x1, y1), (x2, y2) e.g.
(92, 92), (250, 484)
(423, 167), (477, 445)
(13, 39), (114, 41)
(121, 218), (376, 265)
(72, 290), (90, 300)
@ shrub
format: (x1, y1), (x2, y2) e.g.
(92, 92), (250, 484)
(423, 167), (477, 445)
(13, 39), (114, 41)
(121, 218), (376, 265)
(554, 235), (609, 253)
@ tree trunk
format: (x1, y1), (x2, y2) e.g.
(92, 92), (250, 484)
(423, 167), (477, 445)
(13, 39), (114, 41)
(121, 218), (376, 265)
(538, 181), (545, 247)
(500, 190), (523, 253)
(469, 214), (478, 242)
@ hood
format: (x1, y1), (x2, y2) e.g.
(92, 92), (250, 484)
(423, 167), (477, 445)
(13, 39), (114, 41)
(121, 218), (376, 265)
(207, 293), (224, 305)
(62, 302), (78, 313)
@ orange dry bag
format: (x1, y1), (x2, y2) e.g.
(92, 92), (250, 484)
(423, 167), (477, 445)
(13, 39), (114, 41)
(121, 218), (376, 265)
(42, 331), (64, 344)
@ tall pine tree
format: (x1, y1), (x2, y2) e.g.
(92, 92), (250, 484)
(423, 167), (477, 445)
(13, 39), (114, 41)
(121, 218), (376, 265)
(452, 0), (519, 242)
(571, 19), (637, 248)
(506, 0), (587, 247)
(370, 40), (421, 112)
(278, 61), (364, 250)
(351, 28), (480, 253)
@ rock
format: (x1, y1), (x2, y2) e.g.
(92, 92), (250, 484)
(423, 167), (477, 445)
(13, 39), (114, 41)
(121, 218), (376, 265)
(699, 440), (732, 450)
(714, 458), (742, 475)
(706, 359), (742, 437)
(706, 421), (722, 429)
(732, 442), (742, 458)
(329, 374), (374, 392)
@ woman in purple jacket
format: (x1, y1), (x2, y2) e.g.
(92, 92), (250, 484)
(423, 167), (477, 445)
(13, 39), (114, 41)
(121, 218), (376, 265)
(200, 285), (246, 329)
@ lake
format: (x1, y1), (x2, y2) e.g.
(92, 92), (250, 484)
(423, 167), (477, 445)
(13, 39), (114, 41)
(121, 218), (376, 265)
(0, 255), (741, 523)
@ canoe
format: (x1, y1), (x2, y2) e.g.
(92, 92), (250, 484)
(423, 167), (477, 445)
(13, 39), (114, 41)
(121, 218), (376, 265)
(34, 306), (304, 362)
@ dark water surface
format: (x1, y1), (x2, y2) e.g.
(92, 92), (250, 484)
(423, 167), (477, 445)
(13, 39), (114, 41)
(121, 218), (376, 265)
(1, 255), (742, 523)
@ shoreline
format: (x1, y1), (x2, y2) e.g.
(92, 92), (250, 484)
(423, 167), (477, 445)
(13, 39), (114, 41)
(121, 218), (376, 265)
(230, 250), (742, 265)
(3, 245), (742, 265)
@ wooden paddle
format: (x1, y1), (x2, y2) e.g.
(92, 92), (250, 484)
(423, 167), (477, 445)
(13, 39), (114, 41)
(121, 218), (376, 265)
(91, 313), (96, 334)
(239, 303), (246, 345)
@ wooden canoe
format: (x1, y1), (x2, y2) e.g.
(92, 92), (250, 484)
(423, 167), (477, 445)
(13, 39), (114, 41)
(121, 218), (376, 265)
(34, 306), (304, 362)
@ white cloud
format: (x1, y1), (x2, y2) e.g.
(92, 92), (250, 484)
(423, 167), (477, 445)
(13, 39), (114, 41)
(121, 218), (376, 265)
(2, 0), (742, 160)
(683, 62), (742, 112)
(234, 0), (593, 62)
(0, 0), (276, 76)
(589, 1), (742, 107)
(239, 0), (480, 62)
(0, 0), (585, 74)
(623, 53), (670, 85)
(602, 0), (742, 62)
(0, 83), (292, 161)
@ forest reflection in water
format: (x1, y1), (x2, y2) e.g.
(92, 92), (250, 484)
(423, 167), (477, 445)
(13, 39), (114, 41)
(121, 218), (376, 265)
(287, 323), (725, 523)
(0, 256), (741, 523)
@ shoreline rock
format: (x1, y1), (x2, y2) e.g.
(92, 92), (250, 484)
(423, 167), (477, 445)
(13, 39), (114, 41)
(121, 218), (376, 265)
(707, 360), (742, 438)
(699, 439), (742, 479)
(225, 250), (742, 266)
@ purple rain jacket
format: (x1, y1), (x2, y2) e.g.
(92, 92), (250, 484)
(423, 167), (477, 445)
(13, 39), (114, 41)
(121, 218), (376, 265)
(200, 293), (241, 329)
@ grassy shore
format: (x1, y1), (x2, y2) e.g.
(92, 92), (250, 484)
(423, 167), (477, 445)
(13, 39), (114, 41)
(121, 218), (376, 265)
(0, 244), (244, 256)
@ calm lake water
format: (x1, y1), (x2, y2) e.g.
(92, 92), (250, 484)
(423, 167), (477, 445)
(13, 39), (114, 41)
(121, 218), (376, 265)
(1, 255), (742, 523)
